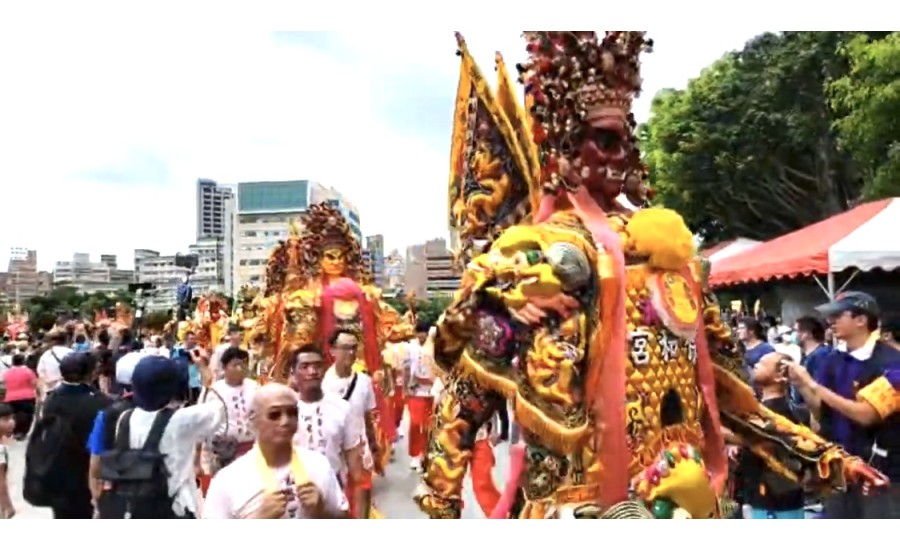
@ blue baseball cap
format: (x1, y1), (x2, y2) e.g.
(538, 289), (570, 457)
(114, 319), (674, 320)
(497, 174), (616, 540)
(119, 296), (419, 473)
(131, 355), (184, 411)
(815, 290), (880, 319)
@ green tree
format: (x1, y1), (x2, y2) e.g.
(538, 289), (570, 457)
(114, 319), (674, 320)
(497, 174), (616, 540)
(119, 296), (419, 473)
(25, 287), (136, 333)
(383, 296), (409, 315)
(415, 296), (453, 327)
(643, 32), (880, 243)
(382, 295), (453, 327)
(828, 32), (900, 200)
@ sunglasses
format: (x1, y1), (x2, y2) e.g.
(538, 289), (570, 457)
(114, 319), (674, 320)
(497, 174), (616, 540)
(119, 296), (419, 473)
(266, 406), (299, 422)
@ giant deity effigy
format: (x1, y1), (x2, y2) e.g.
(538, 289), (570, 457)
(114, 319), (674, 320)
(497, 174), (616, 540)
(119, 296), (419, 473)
(413, 31), (886, 520)
(244, 202), (409, 471)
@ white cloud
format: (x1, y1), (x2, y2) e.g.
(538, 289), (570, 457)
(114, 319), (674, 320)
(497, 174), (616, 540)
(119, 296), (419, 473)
(0, 29), (765, 271)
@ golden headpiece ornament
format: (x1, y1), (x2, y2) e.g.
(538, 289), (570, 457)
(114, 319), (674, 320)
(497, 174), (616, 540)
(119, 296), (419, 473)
(297, 202), (364, 281)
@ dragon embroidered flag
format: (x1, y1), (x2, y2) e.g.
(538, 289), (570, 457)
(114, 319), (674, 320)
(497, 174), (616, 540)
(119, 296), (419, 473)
(449, 33), (539, 268)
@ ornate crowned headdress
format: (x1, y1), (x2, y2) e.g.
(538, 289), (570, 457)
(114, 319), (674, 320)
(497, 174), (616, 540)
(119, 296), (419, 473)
(448, 32), (654, 269)
(517, 31), (653, 207)
(297, 202), (364, 283)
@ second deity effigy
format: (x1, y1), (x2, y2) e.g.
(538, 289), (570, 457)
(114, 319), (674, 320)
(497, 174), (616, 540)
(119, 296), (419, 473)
(245, 202), (401, 470)
(413, 31), (887, 520)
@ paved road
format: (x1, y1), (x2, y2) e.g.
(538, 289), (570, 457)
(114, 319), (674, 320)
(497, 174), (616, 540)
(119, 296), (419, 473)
(6, 425), (510, 519)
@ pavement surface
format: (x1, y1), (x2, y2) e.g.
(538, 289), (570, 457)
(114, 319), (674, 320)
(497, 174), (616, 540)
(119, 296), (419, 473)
(6, 419), (510, 520)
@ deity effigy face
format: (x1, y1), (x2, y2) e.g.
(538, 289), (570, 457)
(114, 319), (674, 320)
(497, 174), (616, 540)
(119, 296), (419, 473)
(566, 99), (634, 200)
(520, 32), (652, 208)
(321, 247), (347, 278)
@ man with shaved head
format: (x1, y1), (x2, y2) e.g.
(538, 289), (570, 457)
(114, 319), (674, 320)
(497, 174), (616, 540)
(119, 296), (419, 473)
(202, 383), (348, 519)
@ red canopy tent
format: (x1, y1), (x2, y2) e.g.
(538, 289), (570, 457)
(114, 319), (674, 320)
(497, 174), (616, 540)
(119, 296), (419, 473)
(709, 199), (895, 293)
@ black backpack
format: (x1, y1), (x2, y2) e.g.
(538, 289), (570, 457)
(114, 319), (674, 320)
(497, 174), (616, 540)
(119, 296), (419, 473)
(102, 396), (136, 451)
(96, 408), (175, 519)
(23, 399), (76, 507)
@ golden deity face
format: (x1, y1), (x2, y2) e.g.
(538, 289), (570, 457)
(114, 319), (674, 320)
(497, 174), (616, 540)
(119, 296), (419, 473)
(321, 247), (347, 277)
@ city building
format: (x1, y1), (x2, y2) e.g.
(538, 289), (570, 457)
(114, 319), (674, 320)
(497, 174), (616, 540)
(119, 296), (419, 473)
(188, 238), (227, 296)
(365, 234), (385, 288)
(4, 248), (41, 307)
(231, 180), (361, 290)
(423, 238), (461, 298)
(222, 193), (236, 296)
(196, 179), (234, 240)
(52, 253), (133, 294)
(404, 243), (427, 298)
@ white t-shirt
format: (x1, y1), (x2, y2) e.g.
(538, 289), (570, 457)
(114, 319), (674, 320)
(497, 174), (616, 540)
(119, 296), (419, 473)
(202, 448), (348, 519)
(124, 400), (226, 517)
(322, 367), (376, 470)
(294, 393), (361, 481)
(322, 368), (376, 419)
(37, 346), (72, 391)
(205, 379), (258, 443)
(382, 342), (410, 388)
(407, 340), (434, 397)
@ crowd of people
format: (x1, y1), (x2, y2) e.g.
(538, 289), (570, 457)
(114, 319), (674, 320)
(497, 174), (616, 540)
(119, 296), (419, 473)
(2, 288), (899, 520)
(726, 291), (900, 519)
(0, 316), (466, 520)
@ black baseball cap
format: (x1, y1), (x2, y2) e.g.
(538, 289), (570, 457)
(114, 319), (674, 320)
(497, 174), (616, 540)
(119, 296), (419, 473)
(815, 291), (880, 319)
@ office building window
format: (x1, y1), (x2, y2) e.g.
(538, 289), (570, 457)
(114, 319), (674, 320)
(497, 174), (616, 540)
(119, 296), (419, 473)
(238, 181), (309, 212)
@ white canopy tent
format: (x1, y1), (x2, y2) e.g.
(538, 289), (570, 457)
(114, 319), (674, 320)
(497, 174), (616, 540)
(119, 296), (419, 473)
(829, 198), (900, 273)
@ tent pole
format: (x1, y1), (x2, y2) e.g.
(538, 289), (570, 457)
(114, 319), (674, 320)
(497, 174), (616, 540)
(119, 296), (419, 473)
(827, 272), (836, 300)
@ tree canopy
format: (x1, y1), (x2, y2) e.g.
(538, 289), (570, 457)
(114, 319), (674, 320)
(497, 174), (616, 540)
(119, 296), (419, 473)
(25, 287), (136, 333)
(828, 32), (900, 200)
(643, 31), (892, 244)
(383, 295), (453, 328)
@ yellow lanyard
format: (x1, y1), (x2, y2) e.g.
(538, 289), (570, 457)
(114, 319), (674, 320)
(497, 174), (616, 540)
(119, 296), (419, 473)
(253, 445), (309, 492)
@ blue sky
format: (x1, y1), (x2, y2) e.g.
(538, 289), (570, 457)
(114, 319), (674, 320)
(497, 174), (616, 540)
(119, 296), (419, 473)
(0, 30), (765, 271)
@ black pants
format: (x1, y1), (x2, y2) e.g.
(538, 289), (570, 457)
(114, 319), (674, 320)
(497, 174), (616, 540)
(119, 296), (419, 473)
(497, 405), (510, 440)
(824, 484), (900, 518)
(51, 495), (94, 519)
(8, 399), (35, 439)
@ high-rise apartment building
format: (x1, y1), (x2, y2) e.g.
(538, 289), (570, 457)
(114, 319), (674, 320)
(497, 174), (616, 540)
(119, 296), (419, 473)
(404, 243), (427, 298)
(423, 238), (461, 298)
(365, 234), (385, 288)
(6, 248), (40, 307)
(196, 179), (234, 240)
(231, 180), (361, 290)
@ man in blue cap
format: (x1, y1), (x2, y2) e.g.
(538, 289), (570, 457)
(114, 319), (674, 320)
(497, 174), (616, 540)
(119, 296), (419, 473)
(788, 290), (899, 518)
